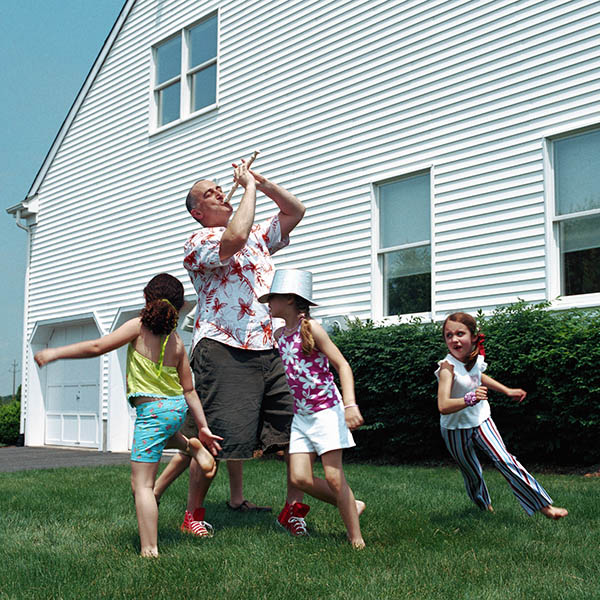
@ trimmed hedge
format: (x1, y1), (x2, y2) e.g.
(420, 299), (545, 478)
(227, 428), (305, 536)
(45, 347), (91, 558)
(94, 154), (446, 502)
(0, 400), (20, 445)
(331, 302), (600, 465)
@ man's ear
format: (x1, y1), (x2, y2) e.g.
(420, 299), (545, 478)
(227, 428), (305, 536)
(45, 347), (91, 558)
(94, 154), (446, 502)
(190, 208), (204, 223)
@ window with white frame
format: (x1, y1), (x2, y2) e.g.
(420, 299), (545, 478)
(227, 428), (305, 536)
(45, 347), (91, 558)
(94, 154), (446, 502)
(553, 127), (600, 297)
(153, 13), (218, 128)
(377, 172), (431, 316)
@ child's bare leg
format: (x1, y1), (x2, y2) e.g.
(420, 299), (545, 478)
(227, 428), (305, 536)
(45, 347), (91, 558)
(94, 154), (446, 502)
(154, 452), (192, 502)
(169, 432), (215, 476)
(131, 460), (161, 557)
(321, 450), (365, 549)
(290, 452), (365, 516)
(540, 504), (568, 520)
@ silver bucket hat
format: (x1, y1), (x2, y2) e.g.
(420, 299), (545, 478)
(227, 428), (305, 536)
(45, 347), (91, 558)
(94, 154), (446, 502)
(258, 269), (317, 305)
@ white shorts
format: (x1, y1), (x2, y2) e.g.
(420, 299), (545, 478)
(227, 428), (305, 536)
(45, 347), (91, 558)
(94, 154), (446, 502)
(289, 402), (355, 456)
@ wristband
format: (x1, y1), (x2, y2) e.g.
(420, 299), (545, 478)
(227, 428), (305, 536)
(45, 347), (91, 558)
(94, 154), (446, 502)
(344, 404), (359, 409)
(464, 391), (478, 407)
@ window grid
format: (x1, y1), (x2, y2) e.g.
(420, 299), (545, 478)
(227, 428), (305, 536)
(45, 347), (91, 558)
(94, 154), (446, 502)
(152, 12), (218, 131)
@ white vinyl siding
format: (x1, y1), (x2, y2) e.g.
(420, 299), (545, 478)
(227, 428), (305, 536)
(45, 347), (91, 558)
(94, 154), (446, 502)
(16, 0), (600, 448)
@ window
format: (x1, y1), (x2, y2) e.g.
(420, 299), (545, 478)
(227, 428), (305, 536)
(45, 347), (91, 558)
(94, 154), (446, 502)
(553, 128), (600, 297)
(153, 13), (218, 128)
(376, 172), (431, 315)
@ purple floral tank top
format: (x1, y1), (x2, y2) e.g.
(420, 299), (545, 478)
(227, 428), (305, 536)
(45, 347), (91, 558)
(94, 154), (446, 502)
(276, 321), (341, 415)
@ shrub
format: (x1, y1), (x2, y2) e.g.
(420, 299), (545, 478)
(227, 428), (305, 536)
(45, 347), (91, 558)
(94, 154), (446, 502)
(0, 400), (20, 445)
(331, 303), (600, 465)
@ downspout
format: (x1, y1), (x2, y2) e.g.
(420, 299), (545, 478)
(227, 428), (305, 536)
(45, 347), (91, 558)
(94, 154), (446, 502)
(15, 208), (32, 445)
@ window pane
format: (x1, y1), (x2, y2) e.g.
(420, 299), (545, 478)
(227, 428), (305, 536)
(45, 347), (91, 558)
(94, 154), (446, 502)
(191, 64), (217, 111)
(379, 173), (430, 248)
(555, 128), (600, 215)
(158, 82), (180, 126)
(156, 36), (181, 85)
(189, 15), (217, 68)
(560, 214), (600, 296)
(383, 246), (431, 315)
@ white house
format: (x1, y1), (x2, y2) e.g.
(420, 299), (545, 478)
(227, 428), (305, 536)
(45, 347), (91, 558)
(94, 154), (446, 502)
(7, 0), (600, 451)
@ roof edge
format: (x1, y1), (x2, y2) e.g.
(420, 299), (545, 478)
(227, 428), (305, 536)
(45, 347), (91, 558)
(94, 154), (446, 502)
(25, 0), (137, 201)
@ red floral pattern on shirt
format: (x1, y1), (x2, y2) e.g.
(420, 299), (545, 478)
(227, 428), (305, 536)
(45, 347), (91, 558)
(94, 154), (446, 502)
(184, 215), (289, 350)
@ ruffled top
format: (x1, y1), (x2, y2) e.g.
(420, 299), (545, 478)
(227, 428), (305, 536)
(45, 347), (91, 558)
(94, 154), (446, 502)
(126, 338), (183, 405)
(434, 353), (490, 429)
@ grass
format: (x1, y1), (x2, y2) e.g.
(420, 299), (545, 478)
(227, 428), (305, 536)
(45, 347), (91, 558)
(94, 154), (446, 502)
(0, 459), (598, 600)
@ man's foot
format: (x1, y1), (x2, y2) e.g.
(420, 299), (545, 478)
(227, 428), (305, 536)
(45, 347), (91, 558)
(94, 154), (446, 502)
(181, 508), (214, 537)
(188, 438), (216, 475)
(356, 500), (366, 517)
(487, 505), (494, 512)
(226, 499), (272, 512)
(540, 505), (568, 520)
(277, 502), (310, 537)
(584, 471), (600, 478)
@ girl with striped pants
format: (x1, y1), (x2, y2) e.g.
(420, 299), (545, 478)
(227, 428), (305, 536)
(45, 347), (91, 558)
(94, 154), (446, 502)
(435, 312), (568, 520)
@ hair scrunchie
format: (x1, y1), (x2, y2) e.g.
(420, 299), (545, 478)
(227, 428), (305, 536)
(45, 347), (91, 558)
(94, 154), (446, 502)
(160, 298), (176, 310)
(476, 332), (485, 357)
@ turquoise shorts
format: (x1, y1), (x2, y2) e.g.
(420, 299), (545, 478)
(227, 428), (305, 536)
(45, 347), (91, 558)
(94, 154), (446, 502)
(131, 397), (187, 463)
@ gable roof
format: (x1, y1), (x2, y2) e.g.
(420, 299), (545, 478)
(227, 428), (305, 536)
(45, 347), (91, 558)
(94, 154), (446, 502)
(20, 0), (136, 205)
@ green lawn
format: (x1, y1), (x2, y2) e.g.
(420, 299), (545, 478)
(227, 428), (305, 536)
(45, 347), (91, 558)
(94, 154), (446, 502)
(0, 459), (598, 600)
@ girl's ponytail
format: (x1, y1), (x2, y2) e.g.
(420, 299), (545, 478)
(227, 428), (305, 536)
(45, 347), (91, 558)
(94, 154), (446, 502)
(140, 299), (179, 335)
(293, 296), (315, 356)
(140, 273), (184, 335)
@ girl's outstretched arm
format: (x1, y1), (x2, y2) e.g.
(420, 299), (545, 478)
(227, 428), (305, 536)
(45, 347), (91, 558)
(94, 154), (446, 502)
(34, 318), (141, 367)
(437, 361), (488, 414)
(481, 373), (526, 403)
(310, 321), (364, 430)
(177, 343), (223, 455)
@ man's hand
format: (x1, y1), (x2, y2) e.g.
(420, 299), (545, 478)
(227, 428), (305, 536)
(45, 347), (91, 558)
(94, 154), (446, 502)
(232, 161), (256, 190)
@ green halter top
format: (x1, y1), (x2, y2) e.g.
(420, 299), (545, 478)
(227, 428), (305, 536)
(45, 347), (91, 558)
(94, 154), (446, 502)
(126, 333), (184, 405)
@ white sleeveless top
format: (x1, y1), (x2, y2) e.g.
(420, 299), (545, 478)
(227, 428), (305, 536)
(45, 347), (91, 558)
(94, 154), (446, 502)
(434, 353), (490, 430)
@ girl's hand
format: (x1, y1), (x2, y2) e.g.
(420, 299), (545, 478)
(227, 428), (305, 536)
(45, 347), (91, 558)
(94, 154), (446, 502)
(198, 426), (224, 456)
(34, 349), (55, 367)
(475, 386), (488, 402)
(345, 406), (364, 430)
(506, 388), (526, 403)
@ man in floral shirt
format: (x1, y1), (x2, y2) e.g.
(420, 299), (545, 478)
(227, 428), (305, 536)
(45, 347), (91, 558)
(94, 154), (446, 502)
(178, 161), (310, 537)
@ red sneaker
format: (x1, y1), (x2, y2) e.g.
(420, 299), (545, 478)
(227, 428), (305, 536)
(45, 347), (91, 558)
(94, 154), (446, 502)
(181, 508), (214, 537)
(277, 502), (310, 537)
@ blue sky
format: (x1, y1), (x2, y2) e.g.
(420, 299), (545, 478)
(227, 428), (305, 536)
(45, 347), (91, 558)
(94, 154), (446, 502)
(0, 0), (126, 395)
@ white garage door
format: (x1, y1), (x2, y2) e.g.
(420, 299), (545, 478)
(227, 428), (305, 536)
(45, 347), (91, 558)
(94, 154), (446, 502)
(45, 323), (100, 448)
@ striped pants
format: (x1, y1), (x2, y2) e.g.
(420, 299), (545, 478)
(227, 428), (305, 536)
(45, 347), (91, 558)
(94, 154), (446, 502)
(440, 417), (553, 516)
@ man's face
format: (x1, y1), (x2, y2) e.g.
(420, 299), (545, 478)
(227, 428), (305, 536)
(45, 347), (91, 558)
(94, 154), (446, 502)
(190, 180), (232, 227)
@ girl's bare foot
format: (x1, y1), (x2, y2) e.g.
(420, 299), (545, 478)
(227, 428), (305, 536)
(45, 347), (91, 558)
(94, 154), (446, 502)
(140, 548), (159, 558)
(540, 505), (568, 520)
(350, 538), (366, 549)
(356, 500), (366, 517)
(188, 437), (215, 475)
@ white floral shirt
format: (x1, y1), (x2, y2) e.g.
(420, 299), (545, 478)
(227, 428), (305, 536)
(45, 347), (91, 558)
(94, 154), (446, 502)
(183, 215), (289, 351)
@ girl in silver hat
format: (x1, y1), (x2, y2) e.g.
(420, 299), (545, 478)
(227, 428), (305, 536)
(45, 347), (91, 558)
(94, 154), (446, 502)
(262, 269), (366, 548)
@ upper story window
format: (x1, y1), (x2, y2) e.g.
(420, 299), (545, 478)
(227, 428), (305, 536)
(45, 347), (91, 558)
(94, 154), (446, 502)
(552, 127), (600, 297)
(152, 13), (218, 129)
(376, 172), (431, 316)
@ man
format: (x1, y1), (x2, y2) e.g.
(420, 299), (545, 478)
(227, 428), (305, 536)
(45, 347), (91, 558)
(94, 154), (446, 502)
(177, 160), (309, 536)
